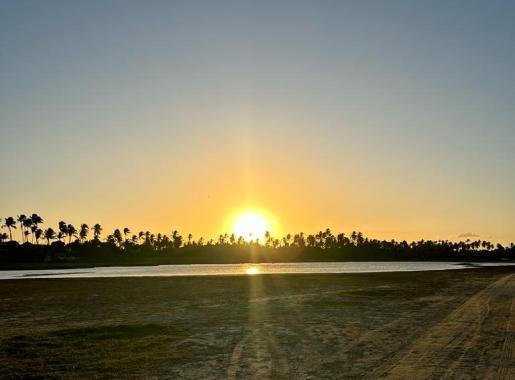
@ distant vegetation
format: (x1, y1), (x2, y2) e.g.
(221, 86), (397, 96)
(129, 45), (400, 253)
(1, 213), (513, 268)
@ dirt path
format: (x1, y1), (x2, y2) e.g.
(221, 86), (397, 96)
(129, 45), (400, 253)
(375, 274), (515, 379)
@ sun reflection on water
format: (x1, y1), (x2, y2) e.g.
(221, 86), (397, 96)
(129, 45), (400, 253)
(245, 266), (259, 275)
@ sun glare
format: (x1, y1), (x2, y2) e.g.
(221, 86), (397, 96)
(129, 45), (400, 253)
(245, 266), (259, 275)
(233, 212), (270, 242)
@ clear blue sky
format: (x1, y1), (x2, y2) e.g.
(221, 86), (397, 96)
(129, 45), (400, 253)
(1, 1), (514, 243)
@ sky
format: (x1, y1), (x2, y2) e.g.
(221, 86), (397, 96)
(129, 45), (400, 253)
(1, 1), (514, 244)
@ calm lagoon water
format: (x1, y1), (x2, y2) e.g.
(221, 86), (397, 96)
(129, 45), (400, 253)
(0, 262), (513, 280)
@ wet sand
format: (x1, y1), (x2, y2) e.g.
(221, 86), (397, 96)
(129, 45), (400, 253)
(0, 267), (513, 379)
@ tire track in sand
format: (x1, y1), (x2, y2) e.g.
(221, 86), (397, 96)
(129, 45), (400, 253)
(375, 273), (515, 379)
(496, 297), (514, 380)
(226, 329), (289, 379)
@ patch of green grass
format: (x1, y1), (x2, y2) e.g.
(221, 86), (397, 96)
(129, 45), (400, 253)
(0, 323), (197, 378)
(49, 323), (170, 341)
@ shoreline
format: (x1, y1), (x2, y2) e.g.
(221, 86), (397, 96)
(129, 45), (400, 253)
(0, 261), (514, 280)
(1, 257), (514, 271)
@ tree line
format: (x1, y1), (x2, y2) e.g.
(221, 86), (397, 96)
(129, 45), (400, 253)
(1, 213), (513, 254)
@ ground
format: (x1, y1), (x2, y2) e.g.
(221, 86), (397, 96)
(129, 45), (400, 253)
(0, 267), (513, 379)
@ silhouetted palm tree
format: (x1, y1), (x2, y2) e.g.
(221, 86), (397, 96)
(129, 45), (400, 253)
(2, 217), (17, 241)
(22, 217), (33, 243)
(17, 214), (27, 242)
(67, 224), (78, 244)
(93, 224), (102, 240)
(356, 232), (364, 246)
(172, 230), (182, 248)
(306, 234), (316, 247)
(58, 221), (68, 239)
(44, 228), (56, 245)
(79, 224), (89, 242)
(27, 214), (43, 243)
(34, 228), (43, 244)
(123, 228), (130, 241)
(113, 229), (123, 246)
(351, 231), (358, 245)
(264, 231), (271, 247)
(31, 214), (43, 232)
(30, 225), (38, 243)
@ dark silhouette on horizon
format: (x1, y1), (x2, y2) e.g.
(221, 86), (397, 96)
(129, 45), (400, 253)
(0, 214), (514, 267)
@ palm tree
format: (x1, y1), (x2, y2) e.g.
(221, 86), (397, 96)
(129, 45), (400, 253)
(30, 225), (38, 243)
(22, 217), (33, 243)
(25, 214), (43, 243)
(93, 224), (102, 241)
(31, 214), (43, 234)
(113, 229), (123, 246)
(350, 231), (358, 245)
(161, 235), (170, 248)
(264, 231), (271, 247)
(0, 232), (8, 243)
(58, 221), (68, 238)
(123, 227), (130, 241)
(306, 234), (316, 247)
(356, 232), (364, 246)
(2, 217), (17, 241)
(44, 228), (56, 245)
(155, 233), (162, 249)
(17, 214), (27, 242)
(34, 228), (43, 244)
(66, 224), (78, 244)
(79, 224), (89, 242)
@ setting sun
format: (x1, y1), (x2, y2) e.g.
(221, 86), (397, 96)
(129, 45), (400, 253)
(233, 212), (270, 242)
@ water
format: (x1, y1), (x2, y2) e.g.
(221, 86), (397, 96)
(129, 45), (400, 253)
(0, 261), (513, 280)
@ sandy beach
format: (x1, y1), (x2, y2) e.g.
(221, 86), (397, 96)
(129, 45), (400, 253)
(0, 267), (513, 379)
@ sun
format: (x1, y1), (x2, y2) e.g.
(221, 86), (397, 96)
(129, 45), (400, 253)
(233, 212), (270, 242)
